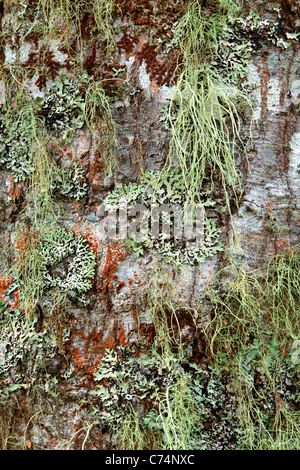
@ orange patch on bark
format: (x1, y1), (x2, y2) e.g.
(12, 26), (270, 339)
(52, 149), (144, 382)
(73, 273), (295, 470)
(100, 241), (126, 290)
(0, 276), (19, 309)
(7, 175), (24, 200)
(73, 226), (101, 256)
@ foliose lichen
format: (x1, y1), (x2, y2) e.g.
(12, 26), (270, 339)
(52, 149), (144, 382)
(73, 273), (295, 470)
(53, 162), (88, 201)
(92, 346), (178, 431)
(39, 228), (96, 303)
(0, 105), (88, 200)
(0, 109), (34, 182)
(0, 308), (58, 405)
(40, 75), (85, 142)
(104, 169), (223, 265)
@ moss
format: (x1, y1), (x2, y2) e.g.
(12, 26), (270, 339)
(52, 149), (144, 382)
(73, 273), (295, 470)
(193, 245), (300, 449)
(115, 406), (160, 450)
(162, 0), (253, 217)
(234, 336), (300, 450)
(202, 245), (300, 357)
(81, 71), (118, 175)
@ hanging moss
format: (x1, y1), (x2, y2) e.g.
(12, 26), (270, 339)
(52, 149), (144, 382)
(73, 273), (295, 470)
(162, 0), (253, 213)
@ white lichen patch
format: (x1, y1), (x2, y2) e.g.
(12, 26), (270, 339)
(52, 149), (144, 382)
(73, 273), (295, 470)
(288, 131), (300, 209)
(290, 79), (300, 107)
(4, 44), (17, 64)
(39, 229), (96, 303)
(247, 63), (261, 122)
(267, 77), (281, 115)
(138, 59), (151, 92)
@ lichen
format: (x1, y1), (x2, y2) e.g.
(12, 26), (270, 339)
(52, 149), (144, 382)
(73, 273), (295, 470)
(104, 169), (223, 265)
(0, 308), (58, 405)
(38, 228), (96, 304)
(53, 162), (88, 201)
(40, 75), (85, 143)
(0, 102), (88, 200)
(92, 346), (181, 433)
(0, 108), (34, 182)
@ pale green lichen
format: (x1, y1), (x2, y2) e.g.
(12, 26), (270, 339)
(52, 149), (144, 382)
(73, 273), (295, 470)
(0, 309), (58, 405)
(92, 346), (181, 433)
(0, 102), (88, 199)
(0, 108), (34, 182)
(104, 169), (223, 265)
(39, 228), (96, 303)
(40, 75), (85, 142)
(52, 162), (88, 201)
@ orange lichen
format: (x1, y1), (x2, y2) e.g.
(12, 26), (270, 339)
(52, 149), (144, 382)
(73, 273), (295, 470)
(14, 228), (40, 259)
(0, 276), (19, 310)
(68, 316), (130, 381)
(101, 318), (129, 350)
(7, 174), (25, 200)
(73, 226), (101, 256)
(100, 241), (126, 290)
(87, 150), (105, 191)
(138, 322), (155, 343)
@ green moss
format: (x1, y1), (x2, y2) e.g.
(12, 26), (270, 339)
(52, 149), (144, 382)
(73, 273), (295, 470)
(81, 72), (118, 175)
(265, 246), (300, 341)
(194, 245), (300, 449)
(115, 406), (157, 450)
(234, 336), (300, 450)
(202, 245), (300, 356)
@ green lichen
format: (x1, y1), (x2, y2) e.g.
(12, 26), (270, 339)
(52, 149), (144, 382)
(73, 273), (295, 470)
(38, 228), (96, 304)
(0, 98), (88, 200)
(163, 1), (253, 214)
(40, 75), (85, 143)
(92, 345), (196, 450)
(233, 9), (299, 51)
(93, 346), (176, 432)
(193, 245), (300, 449)
(0, 107), (34, 182)
(104, 169), (223, 265)
(234, 336), (300, 450)
(0, 308), (58, 405)
(53, 162), (88, 201)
